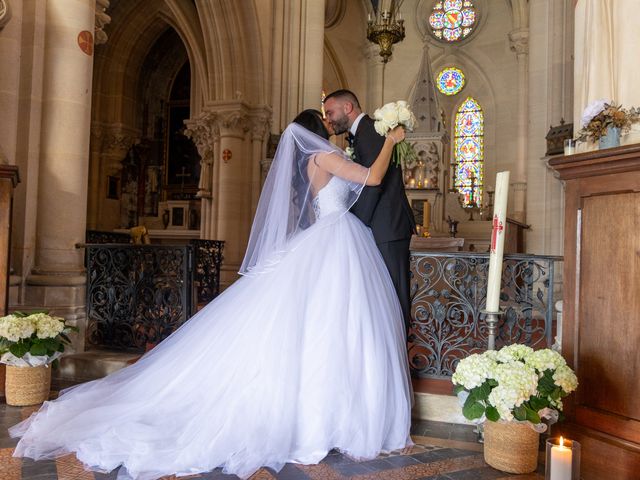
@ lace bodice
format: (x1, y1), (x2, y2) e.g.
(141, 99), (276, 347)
(312, 176), (352, 219)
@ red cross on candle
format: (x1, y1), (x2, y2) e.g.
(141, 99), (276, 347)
(490, 214), (504, 253)
(222, 149), (232, 163)
(77, 31), (94, 56)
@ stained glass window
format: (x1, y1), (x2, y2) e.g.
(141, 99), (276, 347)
(436, 67), (465, 95)
(429, 0), (477, 43)
(454, 97), (483, 206)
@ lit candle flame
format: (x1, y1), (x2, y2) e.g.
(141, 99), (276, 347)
(559, 436), (564, 447)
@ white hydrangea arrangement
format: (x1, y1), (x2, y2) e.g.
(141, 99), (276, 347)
(452, 344), (578, 426)
(373, 100), (418, 168)
(0, 311), (77, 367)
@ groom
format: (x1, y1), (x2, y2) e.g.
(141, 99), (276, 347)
(323, 89), (416, 334)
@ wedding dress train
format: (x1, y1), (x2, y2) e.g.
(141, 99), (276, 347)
(10, 176), (413, 480)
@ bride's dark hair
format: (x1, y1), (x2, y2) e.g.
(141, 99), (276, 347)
(289, 109), (328, 230)
(293, 109), (329, 140)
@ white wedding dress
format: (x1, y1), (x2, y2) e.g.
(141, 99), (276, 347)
(10, 176), (413, 480)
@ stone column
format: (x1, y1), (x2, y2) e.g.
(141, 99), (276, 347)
(270, 0), (326, 132)
(184, 111), (220, 240)
(525, 0), (573, 257)
(191, 103), (271, 288)
(364, 42), (386, 112)
(25, 0), (96, 351)
(508, 28), (530, 222)
(214, 106), (251, 287)
(248, 110), (271, 212)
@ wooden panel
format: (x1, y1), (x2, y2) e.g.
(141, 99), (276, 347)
(0, 180), (12, 316)
(577, 192), (640, 420)
(557, 422), (640, 480)
(552, 146), (640, 480)
(0, 166), (18, 317)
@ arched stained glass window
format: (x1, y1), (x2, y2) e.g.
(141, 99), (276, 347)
(429, 0), (477, 43)
(454, 97), (483, 206)
(436, 67), (465, 95)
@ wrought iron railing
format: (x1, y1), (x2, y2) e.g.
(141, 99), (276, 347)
(408, 252), (562, 379)
(190, 239), (224, 307)
(85, 240), (224, 351)
(86, 230), (132, 244)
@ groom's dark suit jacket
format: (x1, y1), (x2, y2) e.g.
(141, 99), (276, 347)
(350, 115), (416, 244)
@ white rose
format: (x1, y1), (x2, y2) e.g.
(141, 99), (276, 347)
(374, 121), (388, 136)
(380, 103), (399, 128)
(398, 105), (412, 124)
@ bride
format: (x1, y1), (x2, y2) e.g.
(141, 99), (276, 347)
(10, 109), (413, 480)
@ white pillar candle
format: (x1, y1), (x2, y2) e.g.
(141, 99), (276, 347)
(485, 171), (510, 312)
(550, 437), (573, 480)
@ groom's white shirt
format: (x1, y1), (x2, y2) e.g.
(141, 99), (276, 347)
(350, 113), (365, 136)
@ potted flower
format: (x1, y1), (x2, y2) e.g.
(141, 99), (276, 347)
(452, 344), (578, 474)
(576, 99), (640, 149)
(0, 311), (77, 406)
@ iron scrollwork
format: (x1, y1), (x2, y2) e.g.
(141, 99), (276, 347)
(190, 239), (224, 306)
(408, 252), (561, 379)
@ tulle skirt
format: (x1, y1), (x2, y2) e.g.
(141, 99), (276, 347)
(10, 212), (413, 479)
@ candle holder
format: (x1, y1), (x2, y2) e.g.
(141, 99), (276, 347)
(545, 437), (580, 480)
(480, 309), (503, 351)
(446, 215), (459, 238)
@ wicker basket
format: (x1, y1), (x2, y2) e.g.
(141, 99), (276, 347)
(483, 420), (539, 474)
(5, 365), (52, 406)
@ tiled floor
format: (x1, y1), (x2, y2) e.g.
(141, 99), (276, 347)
(1, 389), (544, 480)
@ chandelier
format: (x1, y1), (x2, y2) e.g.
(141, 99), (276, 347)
(367, 0), (405, 63)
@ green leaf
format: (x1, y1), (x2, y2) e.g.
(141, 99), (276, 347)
(30, 342), (47, 356)
(529, 395), (549, 411)
(514, 405), (527, 421)
(9, 342), (28, 358)
(485, 405), (500, 422)
(525, 405), (541, 424)
(12, 309), (48, 317)
(475, 381), (491, 402)
(42, 338), (59, 351)
(453, 384), (466, 396)
(538, 370), (556, 396)
(463, 401), (485, 420)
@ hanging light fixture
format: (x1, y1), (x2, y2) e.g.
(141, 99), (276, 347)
(367, 0), (405, 63)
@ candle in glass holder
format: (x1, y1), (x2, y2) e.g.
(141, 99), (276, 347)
(548, 437), (573, 480)
(408, 178), (416, 188)
(423, 200), (431, 230)
(563, 139), (576, 155)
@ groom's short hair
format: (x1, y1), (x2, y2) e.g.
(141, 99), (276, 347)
(324, 89), (361, 110)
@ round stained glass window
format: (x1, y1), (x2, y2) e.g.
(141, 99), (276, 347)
(429, 0), (476, 42)
(436, 67), (465, 95)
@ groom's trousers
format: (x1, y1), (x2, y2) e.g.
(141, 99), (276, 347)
(377, 238), (412, 337)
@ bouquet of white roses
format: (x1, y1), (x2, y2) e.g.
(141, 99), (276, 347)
(373, 100), (418, 168)
(0, 311), (77, 367)
(452, 344), (578, 428)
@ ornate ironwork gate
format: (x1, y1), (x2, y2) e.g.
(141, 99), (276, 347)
(85, 240), (224, 351)
(409, 252), (562, 379)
